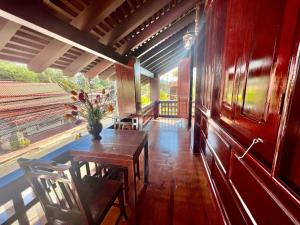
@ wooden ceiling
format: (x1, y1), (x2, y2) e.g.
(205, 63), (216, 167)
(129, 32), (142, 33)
(0, 0), (200, 78)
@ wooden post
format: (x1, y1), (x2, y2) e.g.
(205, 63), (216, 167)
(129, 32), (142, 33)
(134, 59), (142, 115)
(177, 57), (191, 119)
(150, 76), (159, 119)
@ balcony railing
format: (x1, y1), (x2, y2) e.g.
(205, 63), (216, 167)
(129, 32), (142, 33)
(158, 101), (195, 117)
(159, 101), (178, 117)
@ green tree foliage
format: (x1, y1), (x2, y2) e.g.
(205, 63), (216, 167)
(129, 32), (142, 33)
(0, 60), (112, 92)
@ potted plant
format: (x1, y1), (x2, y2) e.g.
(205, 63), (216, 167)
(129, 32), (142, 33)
(64, 89), (114, 140)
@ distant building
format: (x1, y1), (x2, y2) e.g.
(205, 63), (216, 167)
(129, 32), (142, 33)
(0, 81), (71, 151)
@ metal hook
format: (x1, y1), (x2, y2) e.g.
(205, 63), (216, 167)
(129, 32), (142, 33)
(237, 138), (263, 159)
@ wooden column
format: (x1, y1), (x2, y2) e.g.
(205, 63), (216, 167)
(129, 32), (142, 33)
(134, 59), (142, 114)
(115, 64), (136, 116)
(150, 76), (159, 118)
(177, 57), (191, 119)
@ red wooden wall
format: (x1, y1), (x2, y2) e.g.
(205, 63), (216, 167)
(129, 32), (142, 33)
(193, 0), (300, 224)
(115, 64), (136, 116)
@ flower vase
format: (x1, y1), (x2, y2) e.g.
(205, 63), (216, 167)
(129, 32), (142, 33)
(87, 121), (103, 141)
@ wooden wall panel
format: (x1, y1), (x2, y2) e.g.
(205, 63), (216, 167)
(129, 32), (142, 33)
(194, 0), (300, 224)
(115, 64), (136, 116)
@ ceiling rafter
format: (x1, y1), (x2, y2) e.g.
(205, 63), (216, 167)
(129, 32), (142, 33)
(27, 0), (124, 73)
(0, 0), (129, 65)
(118, 0), (198, 54)
(152, 50), (188, 73)
(101, 0), (171, 46)
(70, 0), (125, 31)
(135, 19), (195, 59)
(85, 59), (114, 78)
(143, 42), (183, 69)
(98, 65), (115, 80)
(0, 18), (21, 50)
(63, 53), (98, 76)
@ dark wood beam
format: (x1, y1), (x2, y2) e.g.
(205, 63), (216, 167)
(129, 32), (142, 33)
(70, 0), (125, 31)
(0, 0), (128, 64)
(101, 0), (171, 45)
(148, 47), (187, 71)
(119, 0), (198, 54)
(143, 41), (183, 68)
(134, 15), (195, 59)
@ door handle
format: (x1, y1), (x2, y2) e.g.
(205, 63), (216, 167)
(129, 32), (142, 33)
(237, 138), (263, 159)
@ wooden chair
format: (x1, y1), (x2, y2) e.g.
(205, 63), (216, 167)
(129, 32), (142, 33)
(17, 158), (127, 225)
(113, 117), (141, 180)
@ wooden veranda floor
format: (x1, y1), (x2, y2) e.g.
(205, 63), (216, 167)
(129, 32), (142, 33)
(103, 118), (223, 225)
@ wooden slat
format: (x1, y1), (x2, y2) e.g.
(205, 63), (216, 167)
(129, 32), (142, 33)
(0, 18), (21, 50)
(101, 0), (171, 45)
(0, 0), (128, 64)
(118, 0), (198, 54)
(63, 52), (97, 76)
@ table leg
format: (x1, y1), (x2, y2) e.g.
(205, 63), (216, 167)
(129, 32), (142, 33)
(128, 161), (138, 225)
(144, 140), (149, 184)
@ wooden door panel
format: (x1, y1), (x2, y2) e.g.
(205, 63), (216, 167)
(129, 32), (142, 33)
(207, 127), (231, 174)
(230, 156), (297, 225)
(212, 162), (248, 225)
(219, 0), (288, 168)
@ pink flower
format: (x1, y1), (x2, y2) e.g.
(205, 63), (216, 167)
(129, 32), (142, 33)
(78, 92), (86, 103)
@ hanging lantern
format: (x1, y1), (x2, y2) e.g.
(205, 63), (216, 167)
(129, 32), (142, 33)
(183, 32), (193, 50)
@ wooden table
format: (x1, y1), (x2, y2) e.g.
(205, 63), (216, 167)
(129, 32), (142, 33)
(68, 128), (149, 225)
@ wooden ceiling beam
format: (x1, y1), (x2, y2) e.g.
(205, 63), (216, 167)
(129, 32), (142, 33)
(70, 0), (125, 31)
(0, 17), (20, 50)
(152, 50), (188, 73)
(101, 0), (171, 45)
(148, 47), (187, 71)
(27, 41), (71, 72)
(138, 28), (187, 63)
(63, 52), (97, 76)
(119, 0), (198, 54)
(135, 14), (194, 59)
(143, 41), (183, 68)
(0, 0), (128, 64)
(27, 0), (124, 73)
(85, 59), (114, 78)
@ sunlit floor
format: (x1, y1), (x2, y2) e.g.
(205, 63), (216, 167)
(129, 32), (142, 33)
(103, 118), (223, 225)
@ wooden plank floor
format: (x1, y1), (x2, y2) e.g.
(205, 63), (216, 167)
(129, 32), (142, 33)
(103, 118), (224, 225)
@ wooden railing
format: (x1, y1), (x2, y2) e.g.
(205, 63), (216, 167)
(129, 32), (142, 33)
(159, 101), (178, 117)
